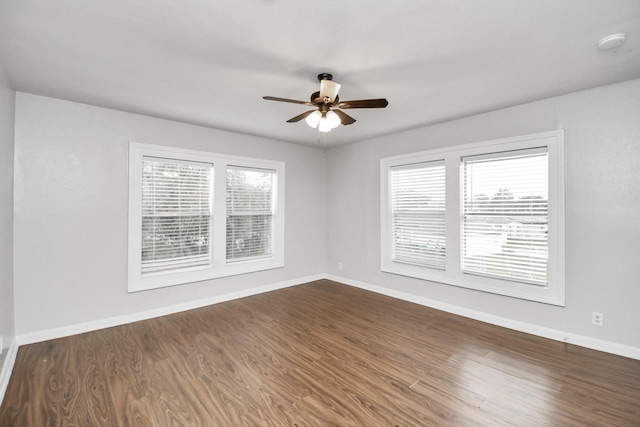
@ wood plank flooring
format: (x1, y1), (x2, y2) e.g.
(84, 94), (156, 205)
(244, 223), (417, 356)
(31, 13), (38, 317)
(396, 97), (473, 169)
(1, 279), (639, 426)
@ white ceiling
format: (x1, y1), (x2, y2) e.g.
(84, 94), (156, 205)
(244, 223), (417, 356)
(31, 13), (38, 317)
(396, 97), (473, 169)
(0, 0), (638, 147)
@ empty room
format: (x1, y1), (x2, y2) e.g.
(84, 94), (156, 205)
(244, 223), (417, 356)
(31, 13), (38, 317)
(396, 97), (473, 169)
(0, 1), (639, 425)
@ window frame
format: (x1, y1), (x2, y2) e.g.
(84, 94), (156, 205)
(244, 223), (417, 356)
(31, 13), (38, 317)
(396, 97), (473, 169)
(380, 130), (565, 306)
(128, 142), (285, 293)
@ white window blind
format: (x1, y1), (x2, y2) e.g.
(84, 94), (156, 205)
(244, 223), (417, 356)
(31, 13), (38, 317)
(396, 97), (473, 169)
(462, 148), (548, 285)
(226, 167), (275, 262)
(141, 158), (212, 274)
(390, 161), (446, 269)
(381, 131), (564, 305)
(130, 143), (285, 292)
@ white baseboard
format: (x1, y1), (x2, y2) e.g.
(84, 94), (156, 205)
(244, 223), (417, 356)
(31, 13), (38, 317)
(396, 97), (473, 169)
(18, 274), (324, 346)
(13, 272), (640, 361)
(326, 274), (640, 361)
(0, 337), (19, 406)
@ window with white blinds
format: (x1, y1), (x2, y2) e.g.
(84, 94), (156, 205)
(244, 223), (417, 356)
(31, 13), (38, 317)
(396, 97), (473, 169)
(381, 130), (565, 306)
(390, 161), (445, 269)
(226, 167), (275, 262)
(129, 143), (285, 292)
(142, 159), (212, 274)
(462, 148), (548, 285)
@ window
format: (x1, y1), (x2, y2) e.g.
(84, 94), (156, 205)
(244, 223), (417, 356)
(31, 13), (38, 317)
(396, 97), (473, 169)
(141, 158), (212, 275)
(462, 148), (549, 285)
(390, 161), (446, 269)
(129, 143), (284, 292)
(381, 130), (565, 305)
(226, 167), (276, 262)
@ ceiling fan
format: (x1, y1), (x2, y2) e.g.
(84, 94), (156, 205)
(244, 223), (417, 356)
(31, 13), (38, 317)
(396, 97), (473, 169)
(263, 73), (389, 132)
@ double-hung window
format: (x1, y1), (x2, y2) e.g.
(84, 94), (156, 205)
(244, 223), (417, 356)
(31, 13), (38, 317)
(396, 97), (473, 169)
(226, 167), (276, 262)
(390, 161), (446, 269)
(141, 158), (212, 275)
(462, 148), (549, 285)
(381, 130), (565, 305)
(129, 143), (284, 292)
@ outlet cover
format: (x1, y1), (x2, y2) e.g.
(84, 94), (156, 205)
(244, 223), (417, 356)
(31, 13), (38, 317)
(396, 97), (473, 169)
(592, 312), (604, 326)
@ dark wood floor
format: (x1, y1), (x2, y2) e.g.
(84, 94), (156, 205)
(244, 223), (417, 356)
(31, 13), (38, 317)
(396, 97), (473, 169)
(1, 280), (639, 426)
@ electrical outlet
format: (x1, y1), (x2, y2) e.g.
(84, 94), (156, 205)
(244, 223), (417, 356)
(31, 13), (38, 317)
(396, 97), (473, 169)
(592, 312), (604, 326)
(337, 262), (343, 271)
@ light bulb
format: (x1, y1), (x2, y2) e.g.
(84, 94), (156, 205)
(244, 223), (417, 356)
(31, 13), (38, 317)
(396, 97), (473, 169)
(318, 117), (332, 132)
(305, 110), (322, 128)
(325, 110), (341, 129)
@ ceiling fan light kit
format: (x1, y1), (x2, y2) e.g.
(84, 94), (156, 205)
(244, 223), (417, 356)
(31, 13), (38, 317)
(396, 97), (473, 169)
(263, 73), (388, 133)
(305, 110), (322, 128)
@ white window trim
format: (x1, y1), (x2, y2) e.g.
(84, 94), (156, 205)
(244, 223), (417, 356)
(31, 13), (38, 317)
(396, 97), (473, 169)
(128, 142), (285, 293)
(381, 130), (565, 306)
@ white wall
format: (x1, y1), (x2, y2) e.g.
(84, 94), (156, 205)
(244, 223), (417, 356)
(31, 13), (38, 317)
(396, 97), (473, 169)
(0, 56), (15, 364)
(325, 79), (640, 351)
(13, 93), (325, 337)
(9, 79), (640, 356)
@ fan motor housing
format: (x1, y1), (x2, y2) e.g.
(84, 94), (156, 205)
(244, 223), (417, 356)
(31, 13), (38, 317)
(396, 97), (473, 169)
(310, 91), (338, 107)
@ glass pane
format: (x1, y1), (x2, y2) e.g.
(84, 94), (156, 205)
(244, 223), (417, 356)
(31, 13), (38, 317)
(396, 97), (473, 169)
(226, 214), (274, 260)
(226, 168), (275, 261)
(463, 150), (548, 284)
(391, 161), (446, 269)
(142, 159), (212, 274)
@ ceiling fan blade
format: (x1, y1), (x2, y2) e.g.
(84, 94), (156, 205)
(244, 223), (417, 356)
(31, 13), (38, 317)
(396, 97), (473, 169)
(263, 96), (314, 106)
(320, 80), (341, 103)
(286, 110), (316, 123)
(337, 98), (389, 109)
(333, 109), (356, 125)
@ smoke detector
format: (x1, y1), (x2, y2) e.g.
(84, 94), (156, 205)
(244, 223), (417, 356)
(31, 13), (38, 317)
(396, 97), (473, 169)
(597, 33), (627, 51)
